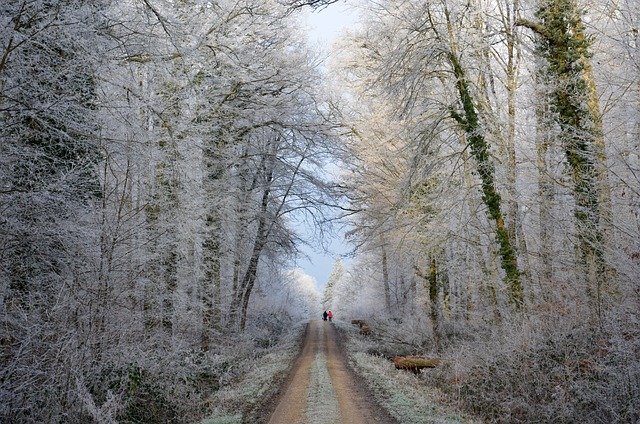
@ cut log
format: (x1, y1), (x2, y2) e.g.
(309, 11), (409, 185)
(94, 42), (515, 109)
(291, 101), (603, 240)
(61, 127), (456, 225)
(393, 356), (440, 373)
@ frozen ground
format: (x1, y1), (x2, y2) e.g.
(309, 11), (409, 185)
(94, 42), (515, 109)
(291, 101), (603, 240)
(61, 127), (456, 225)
(201, 320), (476, 424)
(266, 320), (397, 424)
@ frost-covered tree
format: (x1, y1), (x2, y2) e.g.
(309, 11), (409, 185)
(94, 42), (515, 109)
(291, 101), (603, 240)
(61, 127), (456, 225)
(0, 1), (108, 421)
(518, 0), (617, 322)
(322, 257), (346, 311)
(332, 0), (640, 420)
(337, 0), (529, 322)
(1, 0), (341, 420)
(266, 268), (322, 321)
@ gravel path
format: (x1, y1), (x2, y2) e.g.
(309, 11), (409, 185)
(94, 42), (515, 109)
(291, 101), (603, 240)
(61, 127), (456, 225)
(266, 320), (398, 424)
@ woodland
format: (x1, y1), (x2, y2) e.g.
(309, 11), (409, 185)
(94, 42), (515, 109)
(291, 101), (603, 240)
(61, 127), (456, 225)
(1, 0), (639, 423)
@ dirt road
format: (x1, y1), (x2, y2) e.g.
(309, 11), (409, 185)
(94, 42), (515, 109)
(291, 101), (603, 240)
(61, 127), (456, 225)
(266, 320), (398, 424)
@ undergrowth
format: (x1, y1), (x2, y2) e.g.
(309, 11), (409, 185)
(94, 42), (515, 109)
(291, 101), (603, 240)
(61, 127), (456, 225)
(199, 321), (306, 424)
(79, 318), (306, 424)
(338, 302), (640, 424)
(336, 322), (481, 424)
(433, 312), (640, 423)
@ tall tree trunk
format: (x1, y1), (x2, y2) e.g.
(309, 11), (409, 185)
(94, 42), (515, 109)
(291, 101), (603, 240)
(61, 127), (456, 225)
(202, 133), (229, 341)
(381, 241), (391, 312)
(518, 0), (609, 319)
(444, 5), (524, 308)
(535, 83), (555, 295)
(417, 255), (443, 353)
(234, 186), (270, 332)
(162, 247), (178, 335)
(502, 0), (534, 301)
(201, 229), (221, 351)
(230, 161), (273, 331)
(447, 50), (524, 308)
(429, 255), (441, 352)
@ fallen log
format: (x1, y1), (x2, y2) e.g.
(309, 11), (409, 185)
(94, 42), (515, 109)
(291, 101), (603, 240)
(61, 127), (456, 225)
(393, 356), (440, 373)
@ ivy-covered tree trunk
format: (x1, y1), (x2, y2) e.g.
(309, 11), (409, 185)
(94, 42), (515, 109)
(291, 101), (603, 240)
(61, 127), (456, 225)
(447, 49), (524, 308)
(144, 134), (181, 335)
(416, 255), (443, 353)
(519, 0), (609, 317)
(429, 255), (443, 352)
(438, 3), (524, 309)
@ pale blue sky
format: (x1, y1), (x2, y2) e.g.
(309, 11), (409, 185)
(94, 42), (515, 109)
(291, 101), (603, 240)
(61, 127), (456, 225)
(294, 1), (358, 290)
(305, 1), (358, 46)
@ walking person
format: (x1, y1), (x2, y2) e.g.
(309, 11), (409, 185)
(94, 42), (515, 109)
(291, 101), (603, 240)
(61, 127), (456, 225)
(327, 311), (333, 322)
(322, 310), (328, 321)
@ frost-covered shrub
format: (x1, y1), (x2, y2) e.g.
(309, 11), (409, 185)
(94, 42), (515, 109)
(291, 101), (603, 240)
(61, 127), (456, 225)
(82, 350), (235, 424)
(201, 322), (307, 424)
(434, 312), (640, 423)
(336, 322), (478, 423)
(245, 310), (297, 349)
(78, 320), (305, 424)
(354, 314), (437, 358)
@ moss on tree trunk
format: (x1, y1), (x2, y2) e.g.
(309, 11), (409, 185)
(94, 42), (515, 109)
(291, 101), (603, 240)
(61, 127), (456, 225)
(518, 0), (609, 318)
(448, 52), (524, 308)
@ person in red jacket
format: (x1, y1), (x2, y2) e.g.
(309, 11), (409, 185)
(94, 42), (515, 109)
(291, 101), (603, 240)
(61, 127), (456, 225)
(327, 311), (333, 322)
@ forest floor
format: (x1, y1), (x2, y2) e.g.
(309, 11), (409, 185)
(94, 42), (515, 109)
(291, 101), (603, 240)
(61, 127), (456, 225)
(201, 320), (479, 424)
(263, 319), (398, 424)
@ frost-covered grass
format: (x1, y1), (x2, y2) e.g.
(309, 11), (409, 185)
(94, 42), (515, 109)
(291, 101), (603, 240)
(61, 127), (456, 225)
(337, 322), (481, 424)
(200, 416), (242, 424)
(199, 321), (307, 424)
